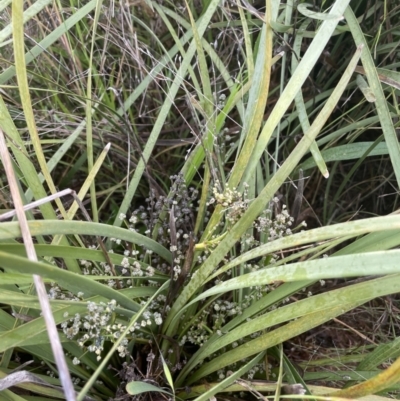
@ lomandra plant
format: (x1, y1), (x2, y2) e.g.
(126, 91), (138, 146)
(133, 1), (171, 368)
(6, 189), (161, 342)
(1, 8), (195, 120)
(1, 0), (400, 400)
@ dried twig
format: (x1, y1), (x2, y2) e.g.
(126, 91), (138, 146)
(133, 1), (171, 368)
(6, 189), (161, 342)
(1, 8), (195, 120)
(0, 128), (77, 401)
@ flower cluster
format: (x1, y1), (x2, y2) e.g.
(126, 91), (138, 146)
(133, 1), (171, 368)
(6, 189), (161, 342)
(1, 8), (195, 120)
(80, 250), (155, 291)
(61, 300), (118, 360)
(125, 173), (198, 275)
(48, 283), (83, 301)
(180, 299), (244, 347)
(217, 363), (265, 381)
(208, 182), (250, 225)
(61, 299), (165, 362)
(255, 197), (294, 240)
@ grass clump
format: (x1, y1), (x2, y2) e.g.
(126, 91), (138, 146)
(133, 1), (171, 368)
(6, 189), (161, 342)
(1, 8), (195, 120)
(0, 0), (400, 400)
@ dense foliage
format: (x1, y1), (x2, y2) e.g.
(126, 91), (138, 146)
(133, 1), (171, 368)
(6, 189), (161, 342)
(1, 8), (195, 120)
(0, 0), (400, 400)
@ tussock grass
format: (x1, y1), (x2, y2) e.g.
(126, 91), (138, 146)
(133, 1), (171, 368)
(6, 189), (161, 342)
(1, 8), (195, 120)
(0, 0), (400, 400)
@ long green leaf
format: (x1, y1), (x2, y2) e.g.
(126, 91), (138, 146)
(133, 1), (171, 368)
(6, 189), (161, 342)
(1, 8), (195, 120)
(242, 0), (352, 185)
(176, 274), (400, 384)
(0, 252), (140, 312)
(186, 273), (400, 383)
(344, 6), (400, 187)
(191, 250), (400, 301)
(0, 221), (171, 263)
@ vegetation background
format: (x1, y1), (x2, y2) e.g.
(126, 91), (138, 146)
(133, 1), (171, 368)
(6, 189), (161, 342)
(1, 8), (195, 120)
(0, 0), (400, 400)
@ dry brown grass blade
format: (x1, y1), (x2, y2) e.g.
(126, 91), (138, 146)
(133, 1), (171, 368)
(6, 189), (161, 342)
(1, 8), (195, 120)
(327, 354), (400, 398)
(0, 128), (77, 401)
(0, 188), (74, 221)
